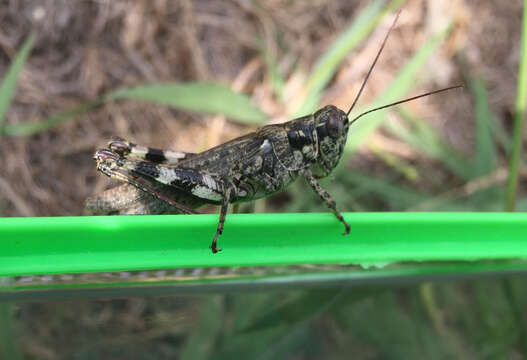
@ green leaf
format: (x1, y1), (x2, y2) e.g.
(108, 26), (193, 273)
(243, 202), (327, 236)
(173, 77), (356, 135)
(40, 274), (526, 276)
(488, 108), (512, 154)
(387, 108), (472, 179)
(470, 77), (498, 177)
(338, 292), (447, 359)
(240, 289), (343, 332)
(107, 82), (267, 124)
(4, 81), (266, 135)
(517, 197), (527, 211)
(342, 171), (430, 209)
(505, 0), (527, 211)
(295, 0), (406, 116)
(0, 33), (35, 131)
(263, 49), (286, 103)
(212, 327), (288, 360)
(0, 302), (23, 360)
(369, 143), (420, 182)
(179, 296), (224, 360)
(346, 25), (452, 152)
(2, 100), (101, 136)
(412, 186), (506, 212)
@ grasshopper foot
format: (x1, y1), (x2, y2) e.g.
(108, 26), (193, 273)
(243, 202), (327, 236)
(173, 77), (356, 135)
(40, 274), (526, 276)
(210, 244), (222, 254)
(342, 222), (351, 235)
(210, 231), (222, 254)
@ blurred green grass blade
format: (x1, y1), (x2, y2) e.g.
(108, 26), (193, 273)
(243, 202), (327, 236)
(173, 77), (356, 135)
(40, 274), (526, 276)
(2, 100), (101, 136)
(263, 49), (286, 103)
(369, 143), (420, 181)
(388, 108), (472, 179)
(179, 297), (223, 360)
(459, 52), (511, 155)
(346, 25), (452, 152)
(332, 287), (452, 358)
(212, 327), (288, 360)
(340, 293), (439, 359)
(0, 33), (35, 131)
(467, 77), (501, 204)
(286, 164), (427, 212)
(107, 82), (267, 124)
(439, 188), (504, 212)
(241, 288), (379, 333)
(231, 293), (282, 330)
(4, 81), (266, 135)
(231, 289), (376, 359)
(258, 325), (314, 359)
(516, 197), (527, 211)
(295, 0), (406, 116)
(470, 77), (498, 177)
(0, 302), (23, 360)
(489, 109), (512, 154)
(505, 0), (527, 211)
(241, 289), (342, 332)
(342, 171), (430, 209)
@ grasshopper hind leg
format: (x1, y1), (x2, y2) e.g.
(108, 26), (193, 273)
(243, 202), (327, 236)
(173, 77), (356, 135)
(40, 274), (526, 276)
(108, 137), (195, 164)
(94, 149), (201, 215)
(301, 169), (350, 235)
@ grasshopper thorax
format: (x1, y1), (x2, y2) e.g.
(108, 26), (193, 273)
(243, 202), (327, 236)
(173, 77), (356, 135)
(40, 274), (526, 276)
(313, 105), (349, 177)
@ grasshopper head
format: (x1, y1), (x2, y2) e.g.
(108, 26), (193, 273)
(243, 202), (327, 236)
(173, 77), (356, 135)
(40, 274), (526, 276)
(313, 105), (349, 177)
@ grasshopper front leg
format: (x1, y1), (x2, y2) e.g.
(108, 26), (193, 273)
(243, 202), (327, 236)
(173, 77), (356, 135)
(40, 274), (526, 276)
(300, 169), (350, 235)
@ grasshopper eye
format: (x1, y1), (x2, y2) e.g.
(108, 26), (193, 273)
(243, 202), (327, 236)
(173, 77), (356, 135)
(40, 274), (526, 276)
(326, 115), (343, 138)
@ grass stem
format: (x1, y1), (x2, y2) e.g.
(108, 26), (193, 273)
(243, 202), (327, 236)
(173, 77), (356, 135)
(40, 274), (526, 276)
(505, 1), (527, 211)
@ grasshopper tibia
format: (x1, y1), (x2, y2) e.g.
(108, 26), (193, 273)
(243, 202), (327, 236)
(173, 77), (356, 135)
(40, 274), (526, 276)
(301, 169), (350, 235)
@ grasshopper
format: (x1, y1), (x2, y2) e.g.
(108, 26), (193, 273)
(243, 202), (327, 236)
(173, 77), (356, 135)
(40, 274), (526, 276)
(89, 13), (460, 253)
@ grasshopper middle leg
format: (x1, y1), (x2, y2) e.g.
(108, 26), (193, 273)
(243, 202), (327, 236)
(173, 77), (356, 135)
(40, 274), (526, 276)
(210, 187), (234, 254)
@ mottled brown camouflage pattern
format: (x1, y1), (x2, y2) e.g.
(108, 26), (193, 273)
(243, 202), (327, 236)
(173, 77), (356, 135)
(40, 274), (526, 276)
(91, 105), (351, 253)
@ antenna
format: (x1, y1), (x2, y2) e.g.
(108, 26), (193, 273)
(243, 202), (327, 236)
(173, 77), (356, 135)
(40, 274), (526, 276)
(349, 85), (463, 125)
(347, 10), (401, 116)
(344, 10), (462, 126)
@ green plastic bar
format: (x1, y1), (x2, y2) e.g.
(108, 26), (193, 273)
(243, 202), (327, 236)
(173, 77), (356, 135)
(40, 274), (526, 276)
(1, 212), (526, 277)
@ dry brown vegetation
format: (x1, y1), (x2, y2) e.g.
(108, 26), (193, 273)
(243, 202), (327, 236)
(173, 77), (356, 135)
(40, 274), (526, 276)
(0, 0), (524, 216)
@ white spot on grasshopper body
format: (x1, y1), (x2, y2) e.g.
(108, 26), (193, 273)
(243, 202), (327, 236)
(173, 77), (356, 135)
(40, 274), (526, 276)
(164, 150), (188, 164)
(201, 174), (218, 191)
(157, 167), (180, 184)
(191, 185), (223, 201)
(260, 139), (271, 151)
